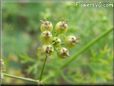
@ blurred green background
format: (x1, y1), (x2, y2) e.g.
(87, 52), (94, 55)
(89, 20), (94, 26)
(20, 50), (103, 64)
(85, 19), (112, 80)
(2, 1), (113, 85)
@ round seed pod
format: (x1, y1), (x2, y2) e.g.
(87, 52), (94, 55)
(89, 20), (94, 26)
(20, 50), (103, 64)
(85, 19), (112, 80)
(66, 35), (79, 48)
(40, 20), (53, 32)
(41, 31), (52, 44)
(58, 47), (69, 58)
(42, 45), (54, 55)
(52, 37), (61, 47)
(55, 21), (68, 33)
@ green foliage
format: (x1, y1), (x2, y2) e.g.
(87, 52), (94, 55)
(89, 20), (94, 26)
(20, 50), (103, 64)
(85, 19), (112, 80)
(2, 1), (113, 85)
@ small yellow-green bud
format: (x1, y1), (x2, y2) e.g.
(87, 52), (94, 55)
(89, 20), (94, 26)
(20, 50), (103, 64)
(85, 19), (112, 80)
(42, 45), (54, 55)
(66, 35), (79, 48)
(41, 31), (52, 44)
(52, 37), (61, 47)
(58, 47), (69, 58)
(55, 21), (68, 33)
(40, 20), (53, 32)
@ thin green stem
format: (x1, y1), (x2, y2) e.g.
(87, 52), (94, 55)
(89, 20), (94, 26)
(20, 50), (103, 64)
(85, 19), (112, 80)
(3, 73), (41, 84)
(39, 54), (48, 81)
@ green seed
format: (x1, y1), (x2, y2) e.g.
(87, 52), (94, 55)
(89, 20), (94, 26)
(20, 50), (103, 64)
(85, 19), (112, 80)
(52, 37), (61, 47)
(41, 31), (52, 44)
(42, 45), (54, 55)
(58, 47), (69, 58)
(40, 20), (53, 32)
(55, 21), (68, 33)
(66, 35), (79, 48)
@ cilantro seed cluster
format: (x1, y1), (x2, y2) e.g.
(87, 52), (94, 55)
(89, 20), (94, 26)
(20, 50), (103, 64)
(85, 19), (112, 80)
(40, 20), (79, 58)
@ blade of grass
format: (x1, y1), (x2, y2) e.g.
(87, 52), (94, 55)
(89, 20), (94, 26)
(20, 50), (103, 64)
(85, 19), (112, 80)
(61, 28), (113, 68)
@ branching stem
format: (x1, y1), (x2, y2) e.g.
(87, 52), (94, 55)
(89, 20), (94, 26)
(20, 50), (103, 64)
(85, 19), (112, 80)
(3, 73), (41, 84)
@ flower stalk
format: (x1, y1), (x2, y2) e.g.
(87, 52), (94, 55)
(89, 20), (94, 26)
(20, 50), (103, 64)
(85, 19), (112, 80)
(39, 54), (48, 81)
